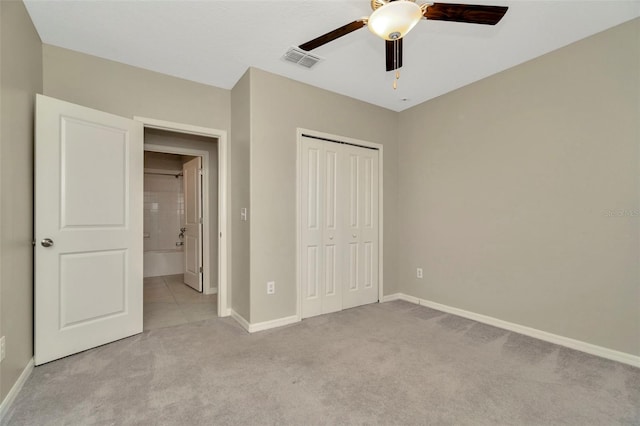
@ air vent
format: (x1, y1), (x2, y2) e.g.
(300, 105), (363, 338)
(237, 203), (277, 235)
(282, 47), (324, 69)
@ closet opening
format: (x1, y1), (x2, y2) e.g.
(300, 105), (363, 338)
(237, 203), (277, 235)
(297, 129), (384, 320)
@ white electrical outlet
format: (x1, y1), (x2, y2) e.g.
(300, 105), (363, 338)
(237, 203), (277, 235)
(416, 268), (423, 279)
(0, 336), (5, 362)
(267, 281), (275, 295)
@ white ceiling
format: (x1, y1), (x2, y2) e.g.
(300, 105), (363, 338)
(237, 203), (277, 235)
(24, 0), (640, 112)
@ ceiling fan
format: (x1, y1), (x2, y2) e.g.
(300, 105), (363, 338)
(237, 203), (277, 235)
(298, 0), (508, 75)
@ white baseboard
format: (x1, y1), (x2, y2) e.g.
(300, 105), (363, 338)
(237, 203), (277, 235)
(230, 310), (300, 333)
(248, 315), (300, 333)
(381, 293), (421, 304)
(380, 293), (402, 303)
(383, 293), (640, 368)
(230, 309), (251, 332)
(0, 358), (34, 422)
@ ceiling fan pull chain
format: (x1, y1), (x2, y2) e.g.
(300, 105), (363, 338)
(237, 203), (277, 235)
(393, 39), (399, 90)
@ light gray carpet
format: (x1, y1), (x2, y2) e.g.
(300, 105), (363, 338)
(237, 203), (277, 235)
(6, 301), (640, 425)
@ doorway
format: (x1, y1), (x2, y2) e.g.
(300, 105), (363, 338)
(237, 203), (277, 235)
(142, 128), (219, 330)
(137, 116), (230, 320)
(143, 151), (199, 284)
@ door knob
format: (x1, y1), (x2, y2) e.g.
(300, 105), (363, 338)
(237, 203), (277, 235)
(329, 235), (334, 240)
(352, 234), (357, 238)
(41, 238), (54, 248)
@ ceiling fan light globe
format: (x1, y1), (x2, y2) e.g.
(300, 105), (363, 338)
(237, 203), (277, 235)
(367, 1), (423, 41)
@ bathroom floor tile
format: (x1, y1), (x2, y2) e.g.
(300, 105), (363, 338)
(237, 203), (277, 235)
(143, 275), (217, 331)
(144, 285), (175, 303)
(181, 302), (218, 322)
(162, 274), (184, 285)
(143, 276), (166, 287)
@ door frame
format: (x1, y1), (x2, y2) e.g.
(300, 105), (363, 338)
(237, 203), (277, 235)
(136, 116), (230, 316)
(295, 128), (384, 320)
(144, 147), (208, 292)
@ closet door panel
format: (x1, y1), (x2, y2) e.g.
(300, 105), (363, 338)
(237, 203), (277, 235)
(301, 139), (324, 318)
(322, 146), (342, 314)
(361, 152), (378, 294)
(342, 145), (379, 309)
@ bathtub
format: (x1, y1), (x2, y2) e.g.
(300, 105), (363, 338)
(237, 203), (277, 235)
(143, 249), (184, 278)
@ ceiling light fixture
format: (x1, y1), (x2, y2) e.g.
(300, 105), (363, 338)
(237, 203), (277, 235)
(367, 0), (425, 90)
(367, 0), (424, 41)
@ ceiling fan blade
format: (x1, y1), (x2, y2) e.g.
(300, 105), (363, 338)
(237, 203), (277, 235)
(299, 19), (367, 51)
(385, 39), (403, 72)
(425, 3), (508, 25)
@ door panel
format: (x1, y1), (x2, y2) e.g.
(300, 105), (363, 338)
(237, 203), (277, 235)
(348, 154), (359, 228)
(183, 157), (203, 291)
(301, 140), (324, 317)
(307, 246), (319, 299)
(60, 250), (126, 327)
(62, 119), (128, 227)
(341, 144), (379, 310)
(321, 144), (343, 314)
(348, 243), (359, 291)
(324, 245), (336, 296)
(35, 95), (143, 365)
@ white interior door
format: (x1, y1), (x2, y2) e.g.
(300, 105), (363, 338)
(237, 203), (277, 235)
(300, 136), (379, 319)
(35, 95), (143, 365)
(183, 157), (203, 292)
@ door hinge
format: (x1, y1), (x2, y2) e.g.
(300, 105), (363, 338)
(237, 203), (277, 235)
(199, 217), (203, 224)
(199, 266), (203, 273)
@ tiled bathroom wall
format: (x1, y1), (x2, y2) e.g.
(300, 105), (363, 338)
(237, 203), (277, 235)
(143, 173), (184, 252)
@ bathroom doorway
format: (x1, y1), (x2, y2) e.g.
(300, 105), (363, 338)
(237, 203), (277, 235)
(142, 127), (219, 330)
(143, 151), (200, 284)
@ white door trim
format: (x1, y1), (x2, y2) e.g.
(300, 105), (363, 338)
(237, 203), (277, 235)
(136, 116), (230, 317)
(296, 128), (384, 321)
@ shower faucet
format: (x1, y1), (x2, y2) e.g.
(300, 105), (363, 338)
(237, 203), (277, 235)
(177, 227), (186, 246)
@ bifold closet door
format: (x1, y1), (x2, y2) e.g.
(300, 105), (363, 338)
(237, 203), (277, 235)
(341, 144), (379, 310)
(301, 136), (379, 319)
(301, 137), (343, 318)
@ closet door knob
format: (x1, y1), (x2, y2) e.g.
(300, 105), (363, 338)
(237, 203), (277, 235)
(41, 238), (54, 248)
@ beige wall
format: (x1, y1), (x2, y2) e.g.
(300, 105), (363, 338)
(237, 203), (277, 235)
(143, 129), (219, 293)
(0, 0), (42, 402)
(248, 68), (399, 323)
(397, 18), (640, 355)
(230, 70), (251, 320)
(144, 151), (186, 171)
(42, 45), (230, 131)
